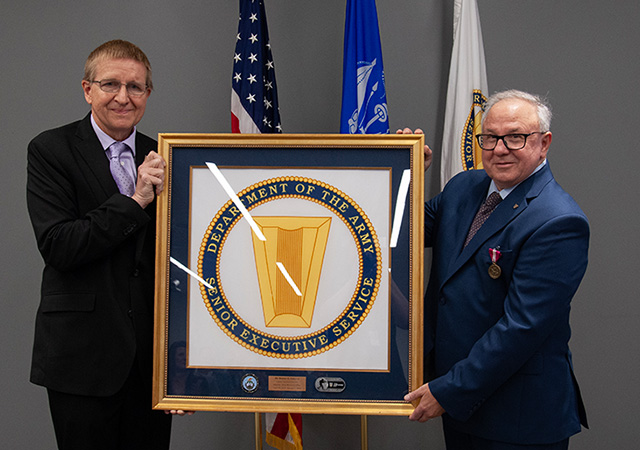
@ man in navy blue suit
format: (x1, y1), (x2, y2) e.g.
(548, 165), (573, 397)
(403, 90), (589, 449)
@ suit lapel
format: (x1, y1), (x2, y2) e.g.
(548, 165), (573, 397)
(443, 164), (555, 285)
(135, 134), (147, 166)
(451, 178), (491, 254)
(73, 114), (120, 199)
(72, 115), (154, 266)
(74, 115), (155, 200)
(135, 131), (156, 160)
(133, 132), (157, 264)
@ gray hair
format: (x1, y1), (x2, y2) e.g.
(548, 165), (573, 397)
(482, 89), (552, 132)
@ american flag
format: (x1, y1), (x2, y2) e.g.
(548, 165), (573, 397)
(231, 2), (298, 449)
(265, 411), (303, 450)
(231, 0), (282, 133)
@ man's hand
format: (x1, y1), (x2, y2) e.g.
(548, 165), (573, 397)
(396, 128), (433, 171)
(404, 383), (445, 423)
(131, 151), (166, 208)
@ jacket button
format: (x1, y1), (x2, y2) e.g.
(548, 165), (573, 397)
(132, 269), (140, 277)
(127, 309), (133, 317)
(439, 297), (447, 305)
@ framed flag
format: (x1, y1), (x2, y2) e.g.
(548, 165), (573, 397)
(152, 133), (424, 415)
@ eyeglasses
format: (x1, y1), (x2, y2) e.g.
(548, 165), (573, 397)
(90, 79), (148, 97)
(476, 132), (546, 151)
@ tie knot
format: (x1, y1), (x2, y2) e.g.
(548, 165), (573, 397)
(107, 142), (129, 159)
(485, 191), (502, 210)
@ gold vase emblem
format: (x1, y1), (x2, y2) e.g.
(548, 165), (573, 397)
(250, 217), (331, 328)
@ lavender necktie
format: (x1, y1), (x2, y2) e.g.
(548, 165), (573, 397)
(463, 191), (502, 247)
(106, 142), (136, 197)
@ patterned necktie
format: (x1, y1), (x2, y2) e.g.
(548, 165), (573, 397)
(463, 191), (502, 247)
(106, 142), (135, 197)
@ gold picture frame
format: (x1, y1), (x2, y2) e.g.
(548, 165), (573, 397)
(153, 133), (424, 415)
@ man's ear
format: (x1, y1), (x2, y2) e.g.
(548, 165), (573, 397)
(540, 131), (552, 158)
(81, 80), (93, 105)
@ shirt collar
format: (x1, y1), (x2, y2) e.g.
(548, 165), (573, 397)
(488, 159), (547, 200)
(90, 114), (137, 155)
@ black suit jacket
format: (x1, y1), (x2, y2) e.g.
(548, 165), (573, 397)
(27, 114), (158, 396)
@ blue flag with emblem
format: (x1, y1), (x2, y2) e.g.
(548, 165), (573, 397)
(340, 0), (389, 134)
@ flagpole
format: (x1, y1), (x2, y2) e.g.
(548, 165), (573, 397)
(255, 413), (263, 450)
(360, 415), (368, 450)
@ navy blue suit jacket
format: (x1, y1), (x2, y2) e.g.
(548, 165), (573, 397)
(425, 163), (589, 444)
(27, 114), (158, 396)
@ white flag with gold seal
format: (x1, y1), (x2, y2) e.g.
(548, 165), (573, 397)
(440, 0), (489, 190)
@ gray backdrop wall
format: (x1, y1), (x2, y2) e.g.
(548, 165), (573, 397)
(1, 1), (638, 448)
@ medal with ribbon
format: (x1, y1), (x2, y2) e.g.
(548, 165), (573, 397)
(488, 247), (502, 279)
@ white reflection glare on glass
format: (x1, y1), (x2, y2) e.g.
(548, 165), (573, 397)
(389, 169), (411, 248)
(276, 261), (303, 296)
(170, 257), (214, 289)
(205, 162), (266, 241)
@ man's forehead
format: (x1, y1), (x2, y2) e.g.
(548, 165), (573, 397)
(491, 98), (536, 115)
(94, 57), (146, 75)
(485, 99), (538, 128)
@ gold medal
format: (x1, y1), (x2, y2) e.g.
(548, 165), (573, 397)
(488, 262), (501, 279)
(488, 247), (502, 279)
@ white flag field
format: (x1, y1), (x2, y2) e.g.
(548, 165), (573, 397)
(440, 0), (489, 190)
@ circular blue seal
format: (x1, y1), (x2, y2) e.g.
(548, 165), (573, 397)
(241, 374), (259, 393)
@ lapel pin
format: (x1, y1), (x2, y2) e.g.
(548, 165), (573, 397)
(513, 203), (519, 209)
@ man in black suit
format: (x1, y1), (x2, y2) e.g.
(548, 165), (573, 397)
(27, 39), (172, 450)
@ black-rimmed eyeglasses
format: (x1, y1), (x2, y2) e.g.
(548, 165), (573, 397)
(476, 132), (546, 151)
(90, 79), (148, 97)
